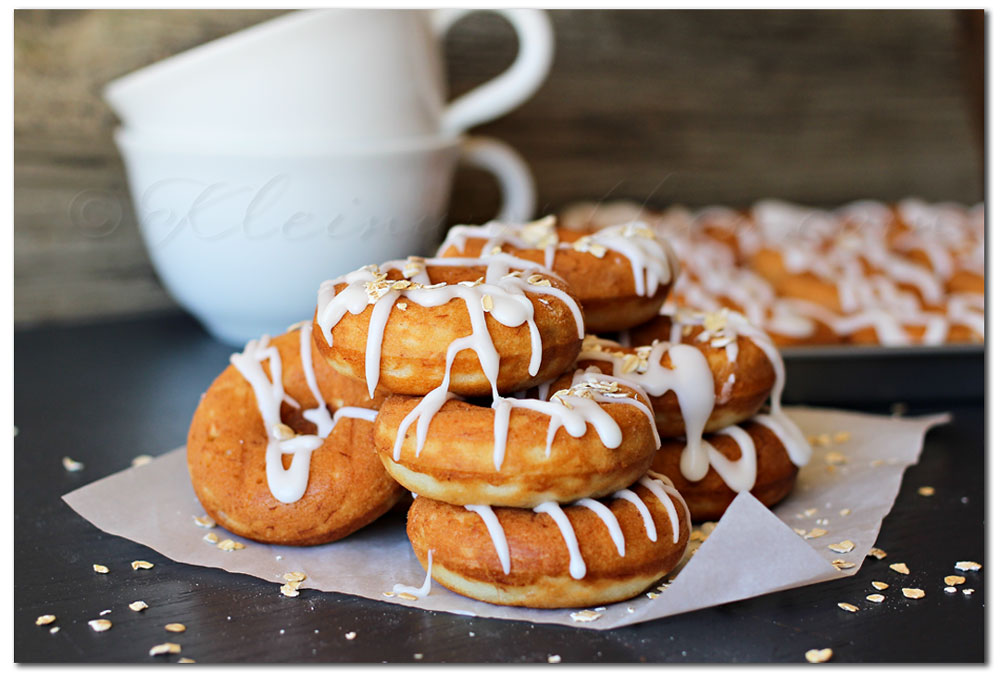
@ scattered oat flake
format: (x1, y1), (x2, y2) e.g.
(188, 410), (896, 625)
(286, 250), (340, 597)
(889, 563), (910, 575)
(944, 586), (957, 594)
(872, 581), (889, 590)
(132, 560), (154, 570)
(345, 632), (357, 640)
(132, 454), (154, 467)
(963, 588), (975, 595)
(944, 575), (966, 586)
(804, 528), (828, 539)
(99, 609), (111, 616)
(178, 658), (196, 664)
(397, 593), (418, 601)
(831, 560), (855, 570)
(839, 508), (851, 517)
(626, 606), (635, 613)
(165, 623), (186, 633)
(129, 601), (149, 612)
(62, 456), (84, 472)
(825, 451), (847, 465)
(805, 648), (833, 663)
(837, 602), (859, 613)
(833, 431), (851, 443)
(870, 459), (885, 467)
(93, 564), (109, 574)
(866, 594), (885, 603)
(413, 653), (424, 660)
(917, 486), (935, 497)
(283, 571), (306, 583)
(382, 591), (396, 598)
(481, 295), (494, 311)
(35, 615), (56, 626)
(216, 539), (244, 551)
(149, 642), (181, 656)
(570, 610), (602, 623)
(902, 588), (925, 599)
(646, 592), (660, 599)
(193, 515), (216, 529)
(88, 619), (112, 632)
(49, 626), (60, 634)
(827, 540), (855, 554)
(868, 548), (887, 560)
(548, 655), (561, 664)
(203, 532), (219, 544)
(803, 508), (818, 517)
(280, 584), (300, 598)
(955, 561), (982, 572)
(793, 528), (807, 536)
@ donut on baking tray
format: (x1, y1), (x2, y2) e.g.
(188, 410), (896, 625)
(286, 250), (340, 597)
(374, 371), (660, 508)
(313, 254), (585, 399)
(436, 215), (681, 332)
(650, 414), (810, 522)
(405, 471), (690, 608)
(187, 324), (404, 546)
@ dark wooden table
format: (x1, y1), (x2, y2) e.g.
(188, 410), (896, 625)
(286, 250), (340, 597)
(14, 314), (985, 663)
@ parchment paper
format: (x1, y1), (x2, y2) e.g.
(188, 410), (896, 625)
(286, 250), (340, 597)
(62, 407), (948, 630)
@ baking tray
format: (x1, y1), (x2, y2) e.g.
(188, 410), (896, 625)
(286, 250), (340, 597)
(779, 343), (985, 407)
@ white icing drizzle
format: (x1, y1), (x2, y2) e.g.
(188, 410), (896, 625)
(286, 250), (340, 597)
(464, 505), (511, 574)
(705, 425), (757, 493)
(437, 216), (679, 298)
(638, 475), (682, 544)
(575, 498), (626, 556)
(392, 549), (434, 597)
(613, 489), (657, 542)
(647, 470), (692, 541)
(229, 325), (376, 504)
(533, 501), (586, 579)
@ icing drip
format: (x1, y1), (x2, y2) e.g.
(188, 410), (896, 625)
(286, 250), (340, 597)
(533, 501), (586, 579)
(465, 505), (511, 574)
(575, 498), (626, 556)
(229, 325), (375, 504)
(647, 470), (693, 540)
(393, 549), (434, 597)
(706, 425), (757, 493)
(638, 475), (682, 544)
(613, 489), (657, 542)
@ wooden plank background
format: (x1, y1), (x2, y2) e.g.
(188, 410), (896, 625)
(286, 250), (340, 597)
(14, 9), (984, 325)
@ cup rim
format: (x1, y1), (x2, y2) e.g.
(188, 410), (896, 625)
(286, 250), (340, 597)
(104, 9), (373, 105)
(113, 125), (464, 158)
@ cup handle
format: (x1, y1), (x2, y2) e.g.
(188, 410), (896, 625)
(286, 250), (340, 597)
(432, 9), (554, 135)
(458, 136), (536, 223)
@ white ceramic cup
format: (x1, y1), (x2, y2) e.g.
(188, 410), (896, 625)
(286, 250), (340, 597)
(114, 128), (536, 345)
(103, 9), (554, 143)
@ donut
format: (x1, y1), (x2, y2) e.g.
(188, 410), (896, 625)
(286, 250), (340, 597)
(313, 254), (584, 398)
(620, 307), (780, 441)
(187, 324), (404, 546)
(566, 198), (984, 347)
(650, 415), (810, 522)
(405, 471), (691, 607)
(374, 371), (660, 508)
(437, 216), (680, 332)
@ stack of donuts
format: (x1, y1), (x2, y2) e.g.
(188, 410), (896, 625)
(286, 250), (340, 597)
(187, 213), (814, 609)
(561, 198), (985, 347)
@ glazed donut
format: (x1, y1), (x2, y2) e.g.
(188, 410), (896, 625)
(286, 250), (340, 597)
(374, 372), (660, 507)
(314, 254), (584, 398)
(620, 307), (780, 441)
(437, 216), (680, 332)
(405, 471), (690, 608)
(187, 325), (404, 545)
(650, 414), (810, 522)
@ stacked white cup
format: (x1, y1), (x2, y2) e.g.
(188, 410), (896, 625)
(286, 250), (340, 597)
(107, 9), (553, 345)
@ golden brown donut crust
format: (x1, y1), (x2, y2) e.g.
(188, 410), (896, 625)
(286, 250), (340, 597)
(440, 227), (675, 333)
(407, 484), (690, 608)
(651, 420), (798, 522)
(187, 331), (404, 546)
(625, 316), (776, 437)
(374, 387), (659, 508)
(313, 264), (583, 397)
